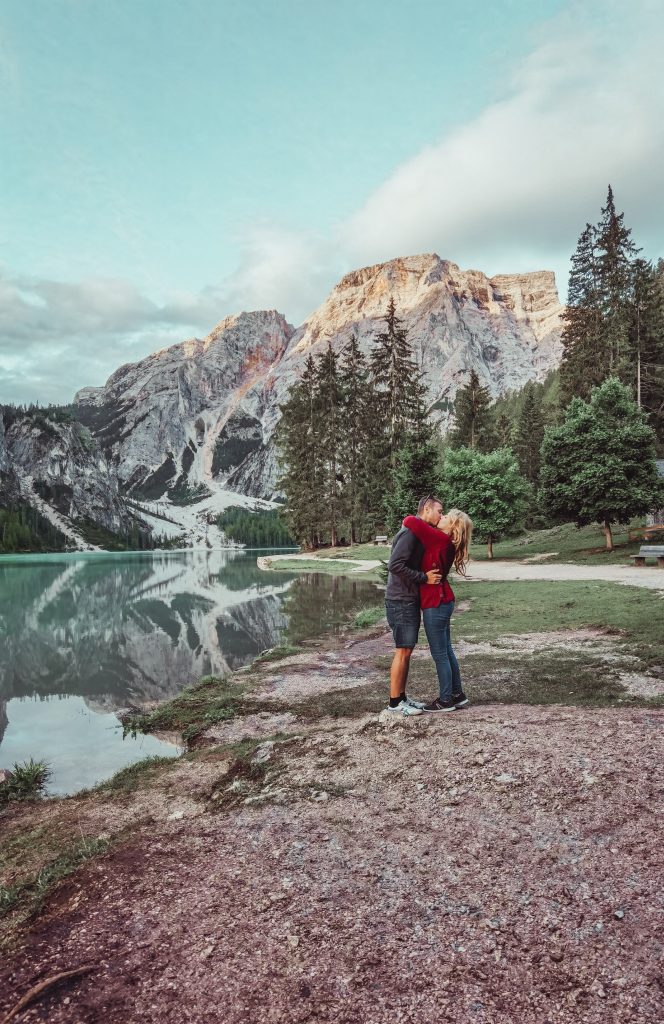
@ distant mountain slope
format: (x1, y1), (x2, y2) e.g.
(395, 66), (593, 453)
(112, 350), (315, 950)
(0, 408), (145, 551)
(75, 253), (563, 501)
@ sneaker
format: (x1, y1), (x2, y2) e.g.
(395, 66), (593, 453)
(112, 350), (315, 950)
(452, 691), (470, 709)
(385, 700), (423, 717)
(402, 695), (426, 710)
(422, 698), (457, 713)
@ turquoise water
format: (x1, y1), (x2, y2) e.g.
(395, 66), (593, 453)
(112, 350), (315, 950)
(0, 549), (380, 794)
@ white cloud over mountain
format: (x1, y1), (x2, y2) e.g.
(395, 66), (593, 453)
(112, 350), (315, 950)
(2, 0), (662, 405)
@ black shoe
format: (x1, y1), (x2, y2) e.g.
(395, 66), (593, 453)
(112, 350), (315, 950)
(452, 691), (470, 708)
(422, 697), (457, 713)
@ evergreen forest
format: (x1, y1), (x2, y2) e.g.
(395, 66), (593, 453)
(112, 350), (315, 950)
(277, 187), (664, 553)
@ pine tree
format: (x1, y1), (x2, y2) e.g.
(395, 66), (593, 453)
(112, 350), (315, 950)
(383, 429), (441, 535)
(631, 258), (664, 444)
(560, 223), (605, 400)
(369, 298), (427, 465)
(317, 341), (343, 546)
(597, 185), (640, 380)
(338, 331), (382, 543)
(276, 355), (323, 549)
(512, 382), (545, 483)
(449, 369), (493, 449)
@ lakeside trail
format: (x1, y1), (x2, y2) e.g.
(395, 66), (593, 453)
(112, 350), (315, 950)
(258, 552), (664, 592)
(2, 620), (663, 1024)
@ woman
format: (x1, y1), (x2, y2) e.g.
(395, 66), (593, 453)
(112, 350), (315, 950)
(402, 509), (473, 712)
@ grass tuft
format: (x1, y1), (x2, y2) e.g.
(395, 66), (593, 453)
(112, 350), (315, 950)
(0, 759), (51, 805)
(352, 605), (386, 630)
(123, 674), (242, 742)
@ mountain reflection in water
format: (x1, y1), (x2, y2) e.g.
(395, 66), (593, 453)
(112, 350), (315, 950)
(0, 549), (381, 790)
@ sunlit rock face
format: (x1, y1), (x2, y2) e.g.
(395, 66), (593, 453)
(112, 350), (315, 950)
(0, 415), (139, 548)
(74, 255), (563, 501)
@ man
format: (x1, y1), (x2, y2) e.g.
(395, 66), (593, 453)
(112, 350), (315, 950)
(384, 495), (443, 716)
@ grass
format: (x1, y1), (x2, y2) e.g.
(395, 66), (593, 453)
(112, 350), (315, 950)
(0, 759), (51, 805)
(265, 557), (381, 577)
(352, 604), (386, 629)
(316, 544), (392, 561)
(471, 520), (653, 565)
(123, 674), (242, 742)
(365, 578), (664, 710)
(452, 579), (664, 668)
(0, 834), (110, 925)
(94, 755), (178, 794)
(253, 644), (304, 663)
(294, 524), (658, 568)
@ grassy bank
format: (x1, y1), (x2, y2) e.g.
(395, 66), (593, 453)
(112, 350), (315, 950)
(304, 521), (658, 567)
(470, 520), (653, 564)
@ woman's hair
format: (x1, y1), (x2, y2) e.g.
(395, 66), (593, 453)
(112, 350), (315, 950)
(446, 508), (473, 576)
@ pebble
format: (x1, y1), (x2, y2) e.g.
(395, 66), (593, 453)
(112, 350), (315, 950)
(614, 909), (625, 919)
(167, 810), (185, 821)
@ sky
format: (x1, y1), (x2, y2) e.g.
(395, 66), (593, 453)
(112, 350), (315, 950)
(1, 0), (663, 405)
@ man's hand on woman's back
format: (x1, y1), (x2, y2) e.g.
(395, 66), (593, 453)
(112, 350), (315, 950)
(425, 569), (442, 584)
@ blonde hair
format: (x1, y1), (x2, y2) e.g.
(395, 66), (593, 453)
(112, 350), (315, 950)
(446, 509), (473, 576)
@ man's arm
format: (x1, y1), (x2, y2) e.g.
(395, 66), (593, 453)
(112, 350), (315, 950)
(387, 530), (428, 585)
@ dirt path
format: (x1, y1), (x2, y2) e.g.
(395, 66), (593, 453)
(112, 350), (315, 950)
(2, 627), (663, 1024)
(257, 552), (664, 591)
(465, 560), (664, 592)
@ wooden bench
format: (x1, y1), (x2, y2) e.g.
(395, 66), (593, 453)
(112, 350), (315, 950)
(374, 535), (388, 545)
(630, 545), (664, 567)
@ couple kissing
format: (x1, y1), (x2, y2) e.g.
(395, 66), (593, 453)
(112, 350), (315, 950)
(384, 495), (473, 715)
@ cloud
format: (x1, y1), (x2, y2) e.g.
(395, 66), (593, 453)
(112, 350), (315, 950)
(341, 0), (664, 292)
(3, 0), (662, 406)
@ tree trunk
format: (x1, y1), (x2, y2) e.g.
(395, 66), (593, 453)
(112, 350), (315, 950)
(603, 520), (614, 551)
(487, 536), (494, 559)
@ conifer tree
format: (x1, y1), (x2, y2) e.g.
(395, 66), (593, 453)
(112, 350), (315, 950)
(560, 224), (604, 400)
(317, 341), (343, 546)
(512, 382), (545, 483)
(383, 428), (441, 535)
(449, 369), (493, 450)
(338, 331), (381, 543)
(597, 185), (640, 380)
(369, 298), (426, 465)
(276, 355), (323, 549)
(631, 258), (664, 444)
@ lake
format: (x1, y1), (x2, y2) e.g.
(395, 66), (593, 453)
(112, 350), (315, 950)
(0, 549), (381, 795)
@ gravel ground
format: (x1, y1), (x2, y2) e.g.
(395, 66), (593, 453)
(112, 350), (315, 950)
(2, 622), (663, 1024)
(2, 707), (663, 1022)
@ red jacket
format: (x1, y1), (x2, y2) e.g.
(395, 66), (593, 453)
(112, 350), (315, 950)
(402, 515), (455, 608)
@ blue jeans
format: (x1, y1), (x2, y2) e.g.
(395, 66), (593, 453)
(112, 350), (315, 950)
(423, 601), (461, 702)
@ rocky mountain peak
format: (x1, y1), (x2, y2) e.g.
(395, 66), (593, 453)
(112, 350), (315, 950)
(69, 253), (564, 509)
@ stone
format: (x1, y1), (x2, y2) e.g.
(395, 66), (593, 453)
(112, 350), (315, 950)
(0, 769), (14, 786)
(614, 909), (625, 919)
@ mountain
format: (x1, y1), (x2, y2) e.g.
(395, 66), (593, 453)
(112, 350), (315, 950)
(0, 409), (146, 550)
(74, 254), (563, 507)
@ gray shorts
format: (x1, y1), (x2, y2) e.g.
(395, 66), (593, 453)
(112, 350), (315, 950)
(385, 599), (421, 649)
